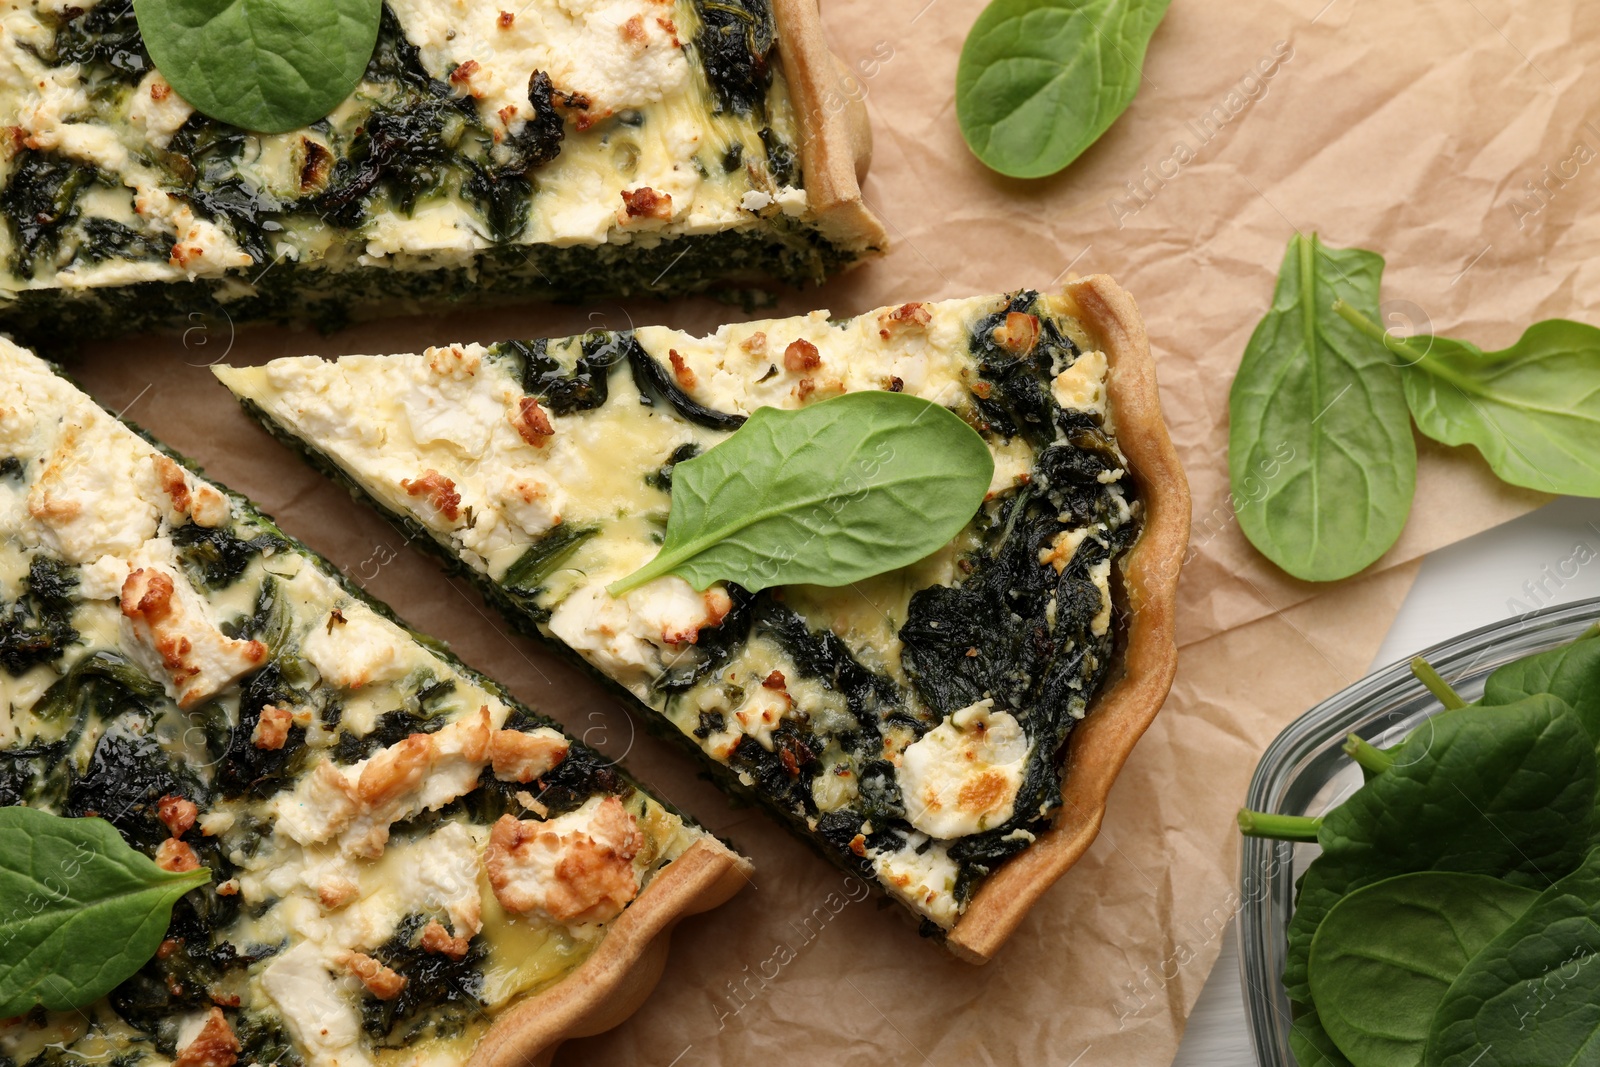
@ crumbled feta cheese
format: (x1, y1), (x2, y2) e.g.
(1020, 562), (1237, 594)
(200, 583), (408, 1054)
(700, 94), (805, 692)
(547, 575), (733, 692)
(484, 795), (643, 924)
(699, 685), (792, 757)
(1039, 528), (1091, 573)
(417, 706), (496, 810)
(198, 811), (236, 837)
(402, 351), (507, 455)
(339, 706), (494, 857)
(126, 72), (194, 149)
(273, 761), (362, 848)
(496, 476), (565, 539)
(872, 834), (961, 929)
(772, 186), (808, 216)
(896, 700), (1032, 839)
(387, 0), (690, 126)
(243, 843), (363, 913)
(490, 727), (570, 782)
(118, 541), (267, 707)
(247, 359), (385, 448)
(260, 943), (371, 1067)
(80, 554), (132, 600)
(811, 758), (860, 813)
(25, 417), (162, 563)
(275, 707), (498, 859)
(1088, 557), (1114, 636)
(150, 454), (231, 529)
(300, 608), (415, 690)
(404, 821), (487, 938)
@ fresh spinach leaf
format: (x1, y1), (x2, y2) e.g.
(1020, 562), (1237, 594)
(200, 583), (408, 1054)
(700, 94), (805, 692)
(1334, 305), (1600, 497)
(955, 0), (1170, 179)
(1291, 1006), (1358, 1067)
(1229, 234), (1416, 582)
(1281, 695), (1597, 1003)
(0, 806), (211, 1016)
(608, 392), (995, 595)
(135, 0), (383, 134)
(1481, 632), (1600, 744)
(1309, 872), (1538, 1067)
(1425, 846), (1600, 1067)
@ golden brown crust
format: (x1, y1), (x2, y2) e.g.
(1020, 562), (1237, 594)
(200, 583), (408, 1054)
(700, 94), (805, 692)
(946, 275), (1190, 964)
(768, 0), (889, 254)
(466, 837), (753, 1067)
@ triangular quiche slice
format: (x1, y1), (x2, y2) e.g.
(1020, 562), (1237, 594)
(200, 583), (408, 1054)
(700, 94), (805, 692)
(0, 341), (749, 1067)
(216, 276), (1189, 961)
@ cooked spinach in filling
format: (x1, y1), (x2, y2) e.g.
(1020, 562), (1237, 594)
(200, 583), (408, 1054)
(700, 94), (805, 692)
(0, 345), (709, 1067)
(217, 289), (1142, 932)
(0, 0), (868, 342)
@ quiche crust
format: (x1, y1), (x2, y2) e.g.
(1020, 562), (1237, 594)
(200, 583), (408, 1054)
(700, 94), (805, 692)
(769, 0), (888, 252)
(947, 275), (1190, 963)
(469, 838), (751, 1067)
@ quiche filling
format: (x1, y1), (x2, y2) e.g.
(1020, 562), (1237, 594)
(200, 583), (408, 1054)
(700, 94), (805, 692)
(218, 289), (1142, 931)
(0, 344), (718, 1067)
(0, 0), (868, 340)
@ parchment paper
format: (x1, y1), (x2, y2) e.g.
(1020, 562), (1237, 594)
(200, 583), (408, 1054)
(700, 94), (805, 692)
(59, 0), (1600, 1062)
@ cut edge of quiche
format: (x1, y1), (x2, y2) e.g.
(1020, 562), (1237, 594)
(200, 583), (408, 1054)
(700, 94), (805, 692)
(0, 341), (752, 1067)
(0, 0), (887, 344)
(946, 275), (1189, 963)
(216, 274), (1190, 963)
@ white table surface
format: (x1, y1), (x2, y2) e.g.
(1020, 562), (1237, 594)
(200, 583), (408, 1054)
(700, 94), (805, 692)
(1172, 496), (1600, 1067)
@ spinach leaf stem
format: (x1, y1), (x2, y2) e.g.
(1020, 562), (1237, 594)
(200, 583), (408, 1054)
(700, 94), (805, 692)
(1237, 809), (1322, 841)
(1330, 299), (1483, 399)
(1342, 733), (1395, 775)
(1410, 655), (1466, 710)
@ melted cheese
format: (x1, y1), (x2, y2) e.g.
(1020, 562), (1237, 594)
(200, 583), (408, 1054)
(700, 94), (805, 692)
(1052, 348), (1109, 415)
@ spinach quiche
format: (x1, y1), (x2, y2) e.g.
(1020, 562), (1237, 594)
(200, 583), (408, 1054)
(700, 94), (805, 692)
(217, 275), (1189, 961)
(0, 0), (884, 343)
(0, 342), (751, 1067)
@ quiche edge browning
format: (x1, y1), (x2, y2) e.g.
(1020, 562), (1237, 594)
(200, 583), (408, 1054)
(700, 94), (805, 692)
(215, 275), (1190, 961)
(0, 346), (752, 1067)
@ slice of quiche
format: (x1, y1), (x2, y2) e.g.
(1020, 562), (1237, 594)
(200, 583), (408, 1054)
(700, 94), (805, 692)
(216, 277), (1190, 961)
(0, 0), (884, 343)
(0, 343), (750, 1067)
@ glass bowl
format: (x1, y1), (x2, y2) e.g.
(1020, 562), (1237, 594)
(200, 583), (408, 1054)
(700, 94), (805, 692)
(1237, 596), (1600, 1067)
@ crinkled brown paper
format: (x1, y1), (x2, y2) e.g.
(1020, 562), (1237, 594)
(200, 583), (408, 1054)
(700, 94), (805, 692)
(62, 0), (1600, 1061)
